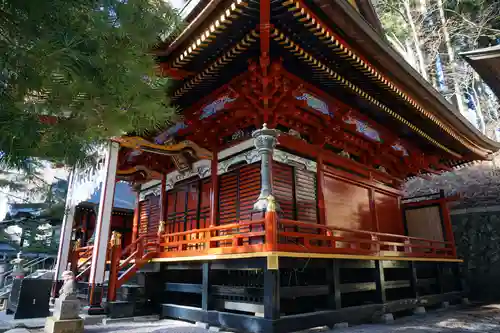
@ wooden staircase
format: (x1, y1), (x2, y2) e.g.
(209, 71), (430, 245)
(71, 232), (159, 303)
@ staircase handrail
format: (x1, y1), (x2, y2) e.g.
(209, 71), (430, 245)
(0, 256), (54, 291)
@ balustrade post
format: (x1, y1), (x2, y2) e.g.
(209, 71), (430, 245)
(265, 197), (279, 251)
(107, 231), (122, 303)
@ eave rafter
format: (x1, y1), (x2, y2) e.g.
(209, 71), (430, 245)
(280, 0), (492, 158)
(172, 30), (259, 100)
(168, 0), (249, 70)
(270, 28), (462, 158)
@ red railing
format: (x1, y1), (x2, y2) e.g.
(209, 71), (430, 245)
(72, 215), (456, 274)
(151, 216), (455, 259)
(157, 219), (267, 258)
(277, 219), (455, 258)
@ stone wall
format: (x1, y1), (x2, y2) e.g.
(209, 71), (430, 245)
(452, 209), (500, 301)
(404, 155), (500, 301)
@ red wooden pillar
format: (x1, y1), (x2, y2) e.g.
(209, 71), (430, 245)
(316, 153), (326, 225)
(440, 200), (457, 257)
(210, 147), (219, 227)
(131, 191), (140, 244)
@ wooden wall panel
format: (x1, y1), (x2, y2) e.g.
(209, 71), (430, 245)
(295, 169), (317, 223)
(405, 206), (444, 241)
(219, 171), (238, 224)
(138, 200), (149, 236)
(199, 180), (212, 229)
(148, 195), (161, 235)
(186, 182), (200, 232)
(375, 191), (403, 234)
(218, 163), (261, 224)
(272, 162), (295, 220)
(239, 164), (260, 220)
(323, 176), (373, 231)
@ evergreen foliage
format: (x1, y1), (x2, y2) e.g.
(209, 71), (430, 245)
(0, 0), (181, 170)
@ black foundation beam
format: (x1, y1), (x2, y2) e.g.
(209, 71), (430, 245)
(409, 261), (419, 298)
(326, 259), (341, 309)
(374, 260), (386, 304)
(202, 262), (211, 311)
(264, 267), (280, 320)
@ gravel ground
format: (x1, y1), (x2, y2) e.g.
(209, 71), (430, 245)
(26, 304), (500, 333)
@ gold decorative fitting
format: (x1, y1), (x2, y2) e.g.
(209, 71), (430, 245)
(158, 221), (166, 235)
(110, 231), (122, 247)
(266, 195), (277, 213)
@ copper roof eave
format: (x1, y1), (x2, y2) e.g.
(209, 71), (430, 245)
(157, 0), (224, 57)
(461, 45), (500, 101)
(313, 0), (500, 156)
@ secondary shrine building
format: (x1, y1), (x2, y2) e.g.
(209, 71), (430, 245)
(54, 0), (500, 332)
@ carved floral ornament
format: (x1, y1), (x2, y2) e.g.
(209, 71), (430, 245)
(139, 149), (316, 200)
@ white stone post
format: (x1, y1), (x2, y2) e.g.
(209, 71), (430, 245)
(88, 141), (119, 312)
(51, 168), (76, 300)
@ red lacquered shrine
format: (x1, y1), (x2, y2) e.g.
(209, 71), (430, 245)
(58, 0), (500, 331)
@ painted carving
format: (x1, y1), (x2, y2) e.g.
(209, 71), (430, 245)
(392, 143), (409, 156)
(231, 130), (245, 141)
(344, 116), (382, 142)
(115, 136), (213, 161)
(288, 129), (302, 140)
(200, 95), (236, 119)
(154, 122), (188, 144)
(338, 150), (351, 159)
(217, 149), (261, 174)
(295, 92), (331, 116)
(273, 150), (317, 172)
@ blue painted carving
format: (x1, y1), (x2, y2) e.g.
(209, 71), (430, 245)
(200, 95), (236, 120)
(344, 116), (382, 142)
(154, 121), (188, 144)
(295, 93), (331, 116)
(392, 143), (409, 156)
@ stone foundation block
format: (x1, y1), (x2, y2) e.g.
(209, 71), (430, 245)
(381, 313), (394, 324)
(53, 299), (80, 321)
(413, 306), (426, 315)
(44, 317), (84, 333)
(195, 322), (209, 329)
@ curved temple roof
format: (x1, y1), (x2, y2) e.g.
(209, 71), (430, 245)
(155, 0), (500, 164)
(461, 45), (500, 101)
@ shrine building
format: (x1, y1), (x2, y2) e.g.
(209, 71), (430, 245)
(54, 0), (500, 331)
